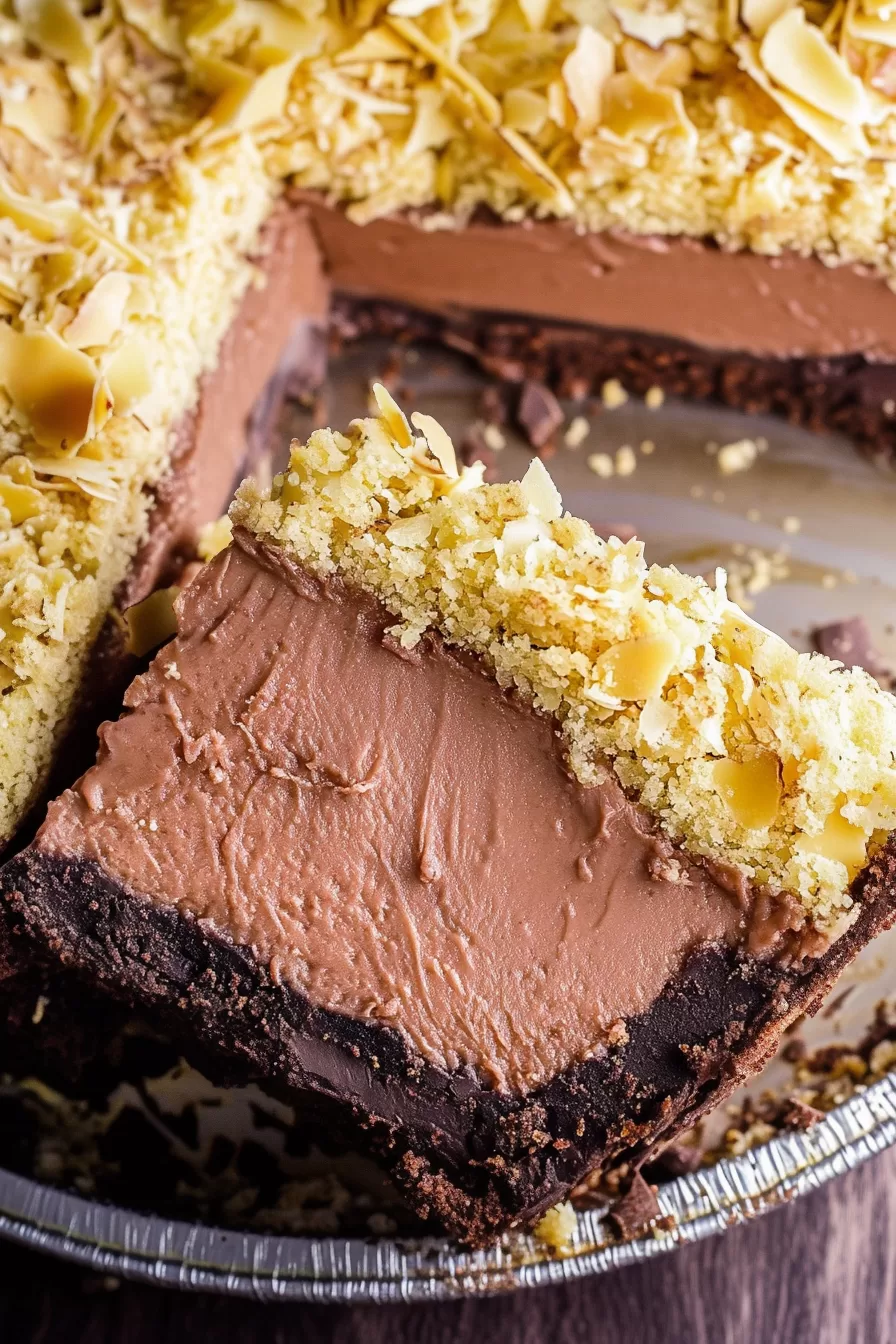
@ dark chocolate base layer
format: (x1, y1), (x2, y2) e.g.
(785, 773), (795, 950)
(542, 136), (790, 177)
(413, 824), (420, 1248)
(4, 842), (896, 1247)
(333, 298), (896, 468)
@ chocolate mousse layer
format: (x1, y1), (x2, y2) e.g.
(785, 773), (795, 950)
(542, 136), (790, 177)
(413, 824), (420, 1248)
(6, 530), (896, 1244)
(309, 205), (896, 462)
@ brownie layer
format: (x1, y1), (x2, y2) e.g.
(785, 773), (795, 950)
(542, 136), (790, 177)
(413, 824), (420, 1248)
(335, 298), (896, 467)
(4, 841), (895, 1246)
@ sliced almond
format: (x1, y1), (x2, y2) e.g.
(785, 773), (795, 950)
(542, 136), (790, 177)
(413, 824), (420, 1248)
(737, 36), (870, 160)
(592, 632), (680, 702)
(387, 16), (502, 126)
(210, 55), (300, 130)
(411, 411), (458, 477)
(387, 0), (442, 16)
(520, 456), (563, 521)
(334, 26), (412, 63)
(497, 126), (575, 214)
(609, 2), (686, 48)
(15, 0), (93, 67)
(798, 809), (867, 874)
(502, 87), (549, 135)
(0, 477), (45, 525)
(622, 39), (693, 87)
(0, 324), (105, 451)
(0, 183), (65, 243)
(29, 453), (118, 502)
(62, 273), (131, 350)
(518, 0), (551, 30)
(386, 513), (434, 546)
(601, 72), (696, 146)
(105, 340), (152, 413)
(125, 587), (179, 658)
(562, 25), (615, 132)
(712, 752), (782, 830)
(403, 86), (454, 159)
(760, 7), (869, 125)
(848, 9), (896, 44)
(372, 382), (413, 448)
(741, 0), (795, 38)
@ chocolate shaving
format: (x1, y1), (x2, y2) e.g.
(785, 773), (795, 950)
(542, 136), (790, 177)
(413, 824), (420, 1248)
(608, 1171), (661, 1240)
(517, 381), (563, 449)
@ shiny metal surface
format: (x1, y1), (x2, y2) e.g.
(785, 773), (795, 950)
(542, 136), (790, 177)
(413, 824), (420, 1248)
(1, 1074), (896, 1300)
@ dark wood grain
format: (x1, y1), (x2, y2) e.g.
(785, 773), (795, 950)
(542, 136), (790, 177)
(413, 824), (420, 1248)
(1, 1147), (894, 1344)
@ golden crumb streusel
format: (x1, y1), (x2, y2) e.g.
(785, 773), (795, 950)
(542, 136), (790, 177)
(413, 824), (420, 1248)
(234, 390), (896, 934)
(3, 0), (896, 841)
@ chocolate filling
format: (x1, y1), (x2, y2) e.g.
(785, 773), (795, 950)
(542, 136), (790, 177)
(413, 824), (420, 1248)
(29, 532), (761, 1093)
(307, 204), (896, 361)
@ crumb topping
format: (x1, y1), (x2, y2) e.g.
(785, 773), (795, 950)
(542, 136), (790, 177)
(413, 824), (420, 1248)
(234, 390), (896, 932)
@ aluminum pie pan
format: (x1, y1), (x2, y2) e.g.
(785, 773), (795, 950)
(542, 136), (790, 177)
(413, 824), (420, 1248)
(1, 1072), (895, 1302)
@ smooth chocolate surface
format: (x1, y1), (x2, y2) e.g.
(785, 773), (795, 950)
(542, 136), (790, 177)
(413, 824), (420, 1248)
(309, 204), (896, 360)
(34, 533), (745, 1093)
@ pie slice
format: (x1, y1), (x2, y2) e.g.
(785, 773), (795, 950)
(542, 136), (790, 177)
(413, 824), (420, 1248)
(5, 393), (896, 1246)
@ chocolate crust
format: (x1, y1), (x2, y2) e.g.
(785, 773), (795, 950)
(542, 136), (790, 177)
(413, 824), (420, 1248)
(334, 298), (896, 468)
(4, 841), (896, 1247)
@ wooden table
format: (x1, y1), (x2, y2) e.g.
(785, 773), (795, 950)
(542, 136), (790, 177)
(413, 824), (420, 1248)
(2, 1144), (893, 1344)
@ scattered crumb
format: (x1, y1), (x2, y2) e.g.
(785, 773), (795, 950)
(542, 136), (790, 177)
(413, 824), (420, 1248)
(782, 515), (802, 535)
(821, 574), (838, 590)
(163, 662), (181, 680)
(690, 485), (704, 498)
(586, 452), (614, 479)
(482, 423), (506, 452)
(615, 445), (637, 477)
(717, 438), (760, 476)
(640, 440), (655, 456)
(724, 546), (791, 612)
(534, 1200), (577, 1250)
(564, 415), (590, 449)
(644, 386), (665, 410)
(746, 508), (761, 523)
(31, 996), (49, 1026)
(601, 378), (628, 410)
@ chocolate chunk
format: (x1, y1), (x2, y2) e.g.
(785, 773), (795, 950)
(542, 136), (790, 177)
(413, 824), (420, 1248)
(649, 1141), (704, 1178)
(812, 616), (894, 689)
(780, 1096), (825, 1131)
(608, 1172), (662, 1240)
(458, 425), (498, 481)
(518, 380), (563, 449)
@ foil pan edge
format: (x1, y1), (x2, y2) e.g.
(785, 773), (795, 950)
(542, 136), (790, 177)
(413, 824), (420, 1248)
(2, 1072), (895, 1303)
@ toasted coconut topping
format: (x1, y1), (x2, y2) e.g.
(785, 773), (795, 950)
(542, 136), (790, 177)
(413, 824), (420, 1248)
(234, 395), (896, 934)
